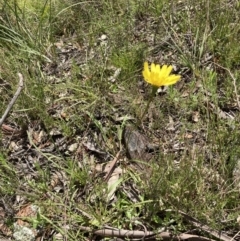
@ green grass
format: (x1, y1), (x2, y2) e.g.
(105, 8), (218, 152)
(0, 0), (240, 240)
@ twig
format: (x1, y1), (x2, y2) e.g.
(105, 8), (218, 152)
(179, 211), (233, 241)
(230, 231), (240, 241)
(78, 226), (216, 241)
(104, 150), (121, 182)
(0, 73), (24, 126)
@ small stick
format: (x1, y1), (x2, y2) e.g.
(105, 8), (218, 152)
(0, 73), (24, 126)
(78, 225), (216, 241)
(230, 231), (240, 241)
(104, 150), (121, 182)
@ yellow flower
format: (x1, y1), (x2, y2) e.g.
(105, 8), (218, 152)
(142, 62), (181, 87)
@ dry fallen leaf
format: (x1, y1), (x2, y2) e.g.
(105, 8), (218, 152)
(192, 111), (200, 123)
(0, 207), (12, 237)
(107, 167), (123, 201)
(16, 204), (39, 226)
(166, 116), (175, 131)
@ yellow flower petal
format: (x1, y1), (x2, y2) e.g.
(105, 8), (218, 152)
(165, 75), (181, 86)
(150, 63), (156, 73)
(142, 62), (181, 87)
(155, 64), (161, 73)
(161, 65), (168, 75)
(143, 62), (149, 72)
(165, 65), (173, 77)
(142, 62), (150, 82)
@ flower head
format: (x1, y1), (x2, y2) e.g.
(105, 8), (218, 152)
(142, 62), (181, 87)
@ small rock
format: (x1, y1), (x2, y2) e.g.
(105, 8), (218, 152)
(99, 34), (108, 41)
(123, 126), (157, 162)
(13, 224), (35, 241)
(68, 143), (78, 152)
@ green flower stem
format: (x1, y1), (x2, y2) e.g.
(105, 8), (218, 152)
(138, 86), (158, 125)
